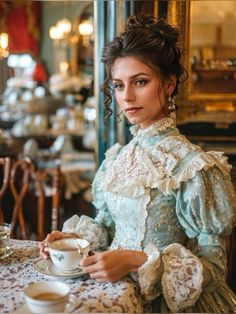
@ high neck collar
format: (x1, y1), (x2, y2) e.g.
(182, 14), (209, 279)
(130, 117), (176, 138)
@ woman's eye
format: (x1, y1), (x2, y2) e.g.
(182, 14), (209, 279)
(135, 79), (147, 86)
(113, 83), (124, 90)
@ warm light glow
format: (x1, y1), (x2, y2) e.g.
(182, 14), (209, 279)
(205, 102), (235, 112)
(69, 34), (79, 44)
(56, 18), (71, 34)
(0, 33), (8, 49)
(49, 18), (72, 46)
(49, 26), (63, 40)
(0, 32), (9, 58)
(59, 61), (69, 74)
(78, 20), (93, 36)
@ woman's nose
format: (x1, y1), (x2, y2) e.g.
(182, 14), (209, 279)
(123, 86), (135, 101)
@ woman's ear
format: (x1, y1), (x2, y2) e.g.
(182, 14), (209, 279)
(165, 75), (177, 95)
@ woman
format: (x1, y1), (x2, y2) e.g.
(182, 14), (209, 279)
(40, 14), (236, 313)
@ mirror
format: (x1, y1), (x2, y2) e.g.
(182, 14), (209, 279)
(77, 4), (94, 77)
(70, 3), (94, 79)
(190, 1), (236, 96)
(168, 1), (236, 122)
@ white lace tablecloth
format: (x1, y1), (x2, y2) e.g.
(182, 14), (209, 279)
(0, 239), (144, 313)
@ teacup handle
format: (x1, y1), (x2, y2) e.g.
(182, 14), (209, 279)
(77, 242), (93, 257)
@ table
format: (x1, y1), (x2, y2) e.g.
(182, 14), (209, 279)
(0, 239), (144, 313)
(60, 152), (96, 200)
(36, 152), (96, 200)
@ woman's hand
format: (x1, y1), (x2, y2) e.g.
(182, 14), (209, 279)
(80, 249), (147, 282)
(39, 230), (78, 259)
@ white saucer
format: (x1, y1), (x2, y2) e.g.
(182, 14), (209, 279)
(14, 294), (79, 314)
(34, 258), (84, 279)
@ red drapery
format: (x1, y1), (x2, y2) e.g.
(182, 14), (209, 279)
(0, 0), (40, 57)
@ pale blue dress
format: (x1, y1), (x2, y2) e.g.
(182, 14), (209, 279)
(63, 117), (236, 313)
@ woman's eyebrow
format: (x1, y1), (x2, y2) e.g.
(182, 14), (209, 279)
(112, 72), (150, 81)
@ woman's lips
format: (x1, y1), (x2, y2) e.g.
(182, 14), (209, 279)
(125, 107), (142, 114)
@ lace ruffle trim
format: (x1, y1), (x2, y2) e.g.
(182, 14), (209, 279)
(130, 117), (176, 138)
(160, 150), (232, 195)
(137, 243), (203, 312)
(162, 243), (203, 313)
(105, 142), (122, 160)
(138, 243), (162, 300)
(62, 215), (109, 250)
(98, 138), (232, 198)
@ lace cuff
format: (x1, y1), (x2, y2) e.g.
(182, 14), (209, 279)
(162, 243), (203, 312)
(137, 243), (163, 300)
(62, 215), (109, 250)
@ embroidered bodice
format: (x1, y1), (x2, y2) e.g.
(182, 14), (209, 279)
(62, 117), (236, 313)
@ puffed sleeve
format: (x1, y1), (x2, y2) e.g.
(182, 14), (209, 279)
(62, 161), (115, 250)
(137, 160), (236, 312)
(165, 164), (236, 311)
(176, 165), (235, 278)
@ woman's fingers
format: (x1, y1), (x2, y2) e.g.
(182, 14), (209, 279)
(80, 253), (118, 281)
(80, 254), (107, 276)
(80, 254), (97, 267)
(40, 248), (49, 259)
(39, 240), (50, 259)
(38, 230), (63, 259)
(82, 263), (100, 274)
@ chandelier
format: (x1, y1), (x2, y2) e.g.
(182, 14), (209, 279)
(49, 17), (93, 48)
(49, 18), (73, 46)
(78, 18), (93, 47)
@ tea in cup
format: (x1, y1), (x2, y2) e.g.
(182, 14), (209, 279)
(24, 281), (70, 313)
(48, 238), (90, 271)
(0, 223), (12, 259)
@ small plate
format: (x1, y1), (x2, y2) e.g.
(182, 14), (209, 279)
(14, 294), (79, 314)
(34, 258), (84, 279)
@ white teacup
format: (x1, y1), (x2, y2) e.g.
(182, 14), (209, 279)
(48, 238), (90, 271)
(24, 281), (70, 313)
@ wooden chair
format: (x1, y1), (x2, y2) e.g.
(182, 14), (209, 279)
(32, 163), (61, 241)
(0, 157), (11, 224)
(10, 158), (34, 239)
(0, 156), (62, 241)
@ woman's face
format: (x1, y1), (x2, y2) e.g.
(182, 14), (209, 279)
(112, 56), (169, 128)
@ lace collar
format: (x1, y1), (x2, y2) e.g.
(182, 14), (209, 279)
(130, 117), (176, 138)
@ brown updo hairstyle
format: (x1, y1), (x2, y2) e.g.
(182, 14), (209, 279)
(101, 14), (187, 120)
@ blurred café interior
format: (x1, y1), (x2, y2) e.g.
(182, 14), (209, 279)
(0, 0), (236, 290)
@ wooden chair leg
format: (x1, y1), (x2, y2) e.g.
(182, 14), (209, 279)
(10, 158), (33, 239)
(51, 167), (61, 231)
(33, 175), (45, 241)
(0, 158), (11, 224)
(33, 165), (61, 241)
